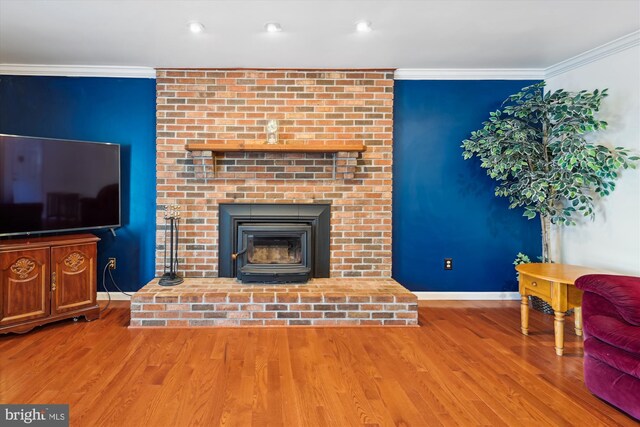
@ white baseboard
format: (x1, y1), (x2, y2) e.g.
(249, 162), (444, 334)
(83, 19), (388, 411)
(97, 292), (132, 301)
(413, 291), (520, 301)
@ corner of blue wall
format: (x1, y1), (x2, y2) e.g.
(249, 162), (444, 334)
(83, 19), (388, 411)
(392, 79), (542, 292)
(0, 74), (543, 293)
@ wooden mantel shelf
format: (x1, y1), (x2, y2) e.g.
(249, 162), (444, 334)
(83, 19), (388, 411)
(185, 141), (366, 153)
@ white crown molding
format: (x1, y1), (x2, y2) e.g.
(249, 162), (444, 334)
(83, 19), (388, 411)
(395, 31), (640, 81)
(0, 64), (156, 78)
(98, 292), (132, 300)
(545, 30), (640, 78)
(394, 68), (545, 80)
(2, 32), (636, 82)
(413, 291), (520, 301)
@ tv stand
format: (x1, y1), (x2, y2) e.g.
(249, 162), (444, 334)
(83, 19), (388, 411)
(0, 233), (100, 334)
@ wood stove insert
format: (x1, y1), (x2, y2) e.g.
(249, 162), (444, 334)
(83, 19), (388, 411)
(219, 204), (330, 283)
(235, 223), (311, 283)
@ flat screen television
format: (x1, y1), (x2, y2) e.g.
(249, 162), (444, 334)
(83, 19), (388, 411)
(0, 134), (121, 237)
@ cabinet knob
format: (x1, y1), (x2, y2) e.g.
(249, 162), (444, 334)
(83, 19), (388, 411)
(51, 272), (57, 291)
(531, 281), (537, 287)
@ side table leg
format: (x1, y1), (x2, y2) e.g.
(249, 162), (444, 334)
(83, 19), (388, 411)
(554, 311), (565, 356)
(520, 296), (529, 335)
(574, 307), (583, 337)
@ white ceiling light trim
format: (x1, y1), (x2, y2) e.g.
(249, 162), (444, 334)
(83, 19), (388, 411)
(394, 68), (545, 80)
(545, 30), (640, 78)
(0, 64), (156, 78)
(356, 20), (373, 32)
(264, 23), (282, 33)
(188, 22), (205, 33)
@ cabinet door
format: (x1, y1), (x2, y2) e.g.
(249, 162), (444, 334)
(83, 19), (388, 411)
(0, 248), (50, 326)
(51, 243), (96, 315)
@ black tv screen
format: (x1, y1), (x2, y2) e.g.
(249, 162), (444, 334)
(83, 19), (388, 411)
(0, 134), (121, 236)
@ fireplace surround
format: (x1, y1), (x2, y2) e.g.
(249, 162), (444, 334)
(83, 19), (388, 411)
(155, 69), (393, 279)
(219, 203), (330, 283)
(134, 69), (416, 327)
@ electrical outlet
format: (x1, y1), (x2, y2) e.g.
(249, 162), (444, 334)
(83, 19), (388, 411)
(444, 258), (453, 270)
(108, 257), (117, 270)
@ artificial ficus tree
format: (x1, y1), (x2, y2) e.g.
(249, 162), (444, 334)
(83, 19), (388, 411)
(462, 82), (638, 263)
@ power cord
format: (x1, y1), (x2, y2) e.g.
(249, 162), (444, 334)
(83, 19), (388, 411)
(99, 263), (111, 314)
(108, 268), (132, 297)
(100, 260), (132, 314)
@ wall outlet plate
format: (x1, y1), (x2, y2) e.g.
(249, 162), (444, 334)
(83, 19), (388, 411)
(108, 257), (116, 270)
(444, 258), (453, 270)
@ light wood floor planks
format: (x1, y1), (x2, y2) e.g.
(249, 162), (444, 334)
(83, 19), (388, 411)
(0, 301), (636, 426)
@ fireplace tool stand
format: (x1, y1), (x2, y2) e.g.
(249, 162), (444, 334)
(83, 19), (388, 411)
(159, 204), (184, 286)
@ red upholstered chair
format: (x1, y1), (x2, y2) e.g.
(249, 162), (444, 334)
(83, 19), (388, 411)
(575, 274), (640, 420)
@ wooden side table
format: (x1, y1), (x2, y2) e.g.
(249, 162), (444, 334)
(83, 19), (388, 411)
(516, 263), (603, 356)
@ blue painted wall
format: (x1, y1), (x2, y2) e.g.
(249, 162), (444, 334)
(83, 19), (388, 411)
(393, 80), (542, 292)
(0, 75), (540, 293)
(0, 75), (156, 291)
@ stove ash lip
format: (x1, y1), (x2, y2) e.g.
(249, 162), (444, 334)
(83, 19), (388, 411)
(218, 203), (331, 282)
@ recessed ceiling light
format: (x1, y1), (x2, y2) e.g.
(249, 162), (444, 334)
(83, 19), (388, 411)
(356, 20), (372, 33)
(265, 22), (282, 33)
(188, 21), (205, 34)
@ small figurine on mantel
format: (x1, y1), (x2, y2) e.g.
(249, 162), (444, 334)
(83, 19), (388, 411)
(266, 119), (279, 144)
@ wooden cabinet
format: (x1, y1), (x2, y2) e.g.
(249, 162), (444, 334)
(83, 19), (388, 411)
(0, 234), (100, 334)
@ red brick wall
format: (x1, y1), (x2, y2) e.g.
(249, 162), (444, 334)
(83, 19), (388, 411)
(156, 69), (394, 278)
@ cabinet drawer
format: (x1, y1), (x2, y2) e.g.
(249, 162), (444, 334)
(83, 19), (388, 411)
(520, 276), (552, 298)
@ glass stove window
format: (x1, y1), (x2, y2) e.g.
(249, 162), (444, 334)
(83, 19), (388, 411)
(247, 236), (302, 264)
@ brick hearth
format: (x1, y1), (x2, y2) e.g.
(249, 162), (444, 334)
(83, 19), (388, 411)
(130, 278), (418, 327)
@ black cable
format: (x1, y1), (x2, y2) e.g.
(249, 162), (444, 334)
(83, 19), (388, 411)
(99, 263), (111, 314)
(108, 268), (132, 297)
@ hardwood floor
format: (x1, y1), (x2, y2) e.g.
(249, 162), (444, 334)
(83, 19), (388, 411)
(0, 301), (636, 426)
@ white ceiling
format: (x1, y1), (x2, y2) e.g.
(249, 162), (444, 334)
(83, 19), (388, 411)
(0, 0), (638, 69)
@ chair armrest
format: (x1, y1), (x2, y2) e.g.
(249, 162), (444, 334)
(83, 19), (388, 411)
(575, 274), (640, 326)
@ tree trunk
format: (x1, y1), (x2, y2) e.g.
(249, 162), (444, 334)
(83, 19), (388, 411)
(540, 215), (551, 263)
(540, 117), (552, 263)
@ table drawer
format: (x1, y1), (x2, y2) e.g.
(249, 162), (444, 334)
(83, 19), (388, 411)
(520, 276), (552, 298)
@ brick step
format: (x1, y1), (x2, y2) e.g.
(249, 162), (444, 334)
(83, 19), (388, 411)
(130, 278), (418, 327)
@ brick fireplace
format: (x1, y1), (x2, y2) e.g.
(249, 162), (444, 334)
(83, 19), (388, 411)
(155, 69), (394, 278)
(130, 69), (418, 327)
